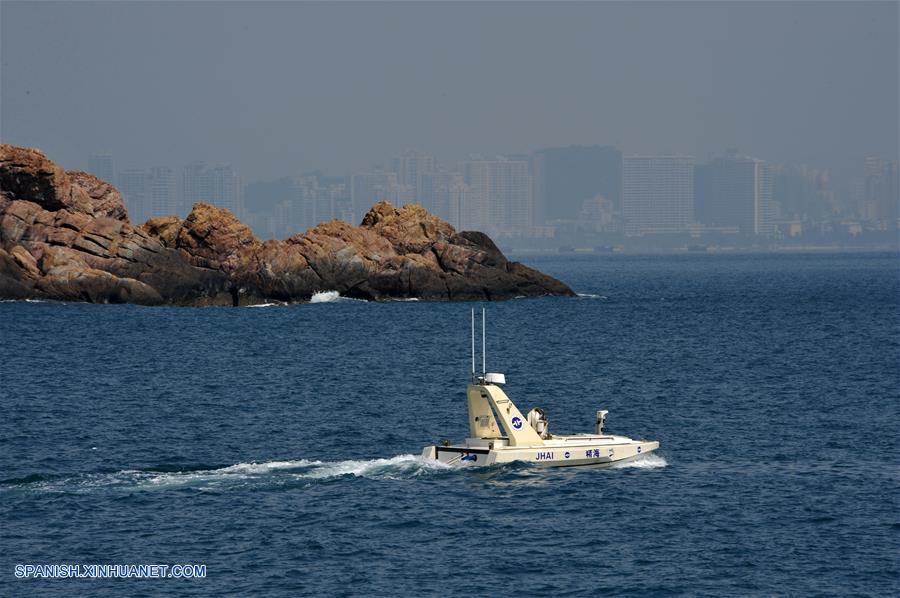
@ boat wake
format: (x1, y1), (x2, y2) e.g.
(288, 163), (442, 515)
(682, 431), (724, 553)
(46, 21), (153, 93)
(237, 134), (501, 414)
(1, 453), (665, 495)
(611, 453), (668, 469)
(0, 455), (451, 494)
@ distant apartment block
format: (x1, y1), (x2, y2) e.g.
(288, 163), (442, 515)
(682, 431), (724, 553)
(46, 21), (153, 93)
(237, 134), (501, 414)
(118, 168), (149, 223)
(694, 152), (774, 236)
(462, 157), (532, 233)
(391, 150), (435, 198)
(532, 145), (621, 226)
(87, 154), (115, 185)
(420, 171), (468, 230)
(293, 175), (348, 231)
(623, 155), (694, 235)
(773, 164), (834, 222)
(117, 166), (192, 223)
(180, 162), (242, 219)
(148, 167), (177, 218)
(861, 157), (899, 228)
(180, 161), (212, 215)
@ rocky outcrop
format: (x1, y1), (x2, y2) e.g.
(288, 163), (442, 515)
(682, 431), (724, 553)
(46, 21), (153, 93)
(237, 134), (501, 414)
(67, 170), (129, 221)
(0, 144), (574, 305)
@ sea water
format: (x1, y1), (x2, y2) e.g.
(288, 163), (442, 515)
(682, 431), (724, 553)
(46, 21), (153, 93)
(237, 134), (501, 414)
(1, 252), (897, 596)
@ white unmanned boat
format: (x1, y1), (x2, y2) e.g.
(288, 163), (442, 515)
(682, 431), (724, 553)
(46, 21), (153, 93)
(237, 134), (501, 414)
(422, 309), (660, 468)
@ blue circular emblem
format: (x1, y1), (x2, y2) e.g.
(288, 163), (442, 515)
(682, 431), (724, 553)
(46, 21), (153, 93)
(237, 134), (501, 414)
(511, 416), (523, 430)
(564, 451), (570, 459)
(637, 446), (642, 453)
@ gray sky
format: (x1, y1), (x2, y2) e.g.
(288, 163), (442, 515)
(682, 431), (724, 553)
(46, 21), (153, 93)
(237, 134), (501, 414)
(1, 1), (897, 181)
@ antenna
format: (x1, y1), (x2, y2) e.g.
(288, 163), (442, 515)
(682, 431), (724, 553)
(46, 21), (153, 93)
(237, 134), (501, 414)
(482, 306), (486, 375)
(471, 308), (475, 379)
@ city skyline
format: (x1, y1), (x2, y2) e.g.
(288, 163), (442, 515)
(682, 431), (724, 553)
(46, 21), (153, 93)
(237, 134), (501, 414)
(87, 142), (899, 247)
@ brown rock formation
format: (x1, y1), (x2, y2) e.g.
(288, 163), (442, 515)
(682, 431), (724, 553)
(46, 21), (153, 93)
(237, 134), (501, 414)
(67, 170), (129, 221)
(0, 144), (574, 305)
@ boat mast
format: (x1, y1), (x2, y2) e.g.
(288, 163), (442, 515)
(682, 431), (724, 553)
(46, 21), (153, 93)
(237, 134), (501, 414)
(471, 308), (475, 381)
(482, 306), (486, 376)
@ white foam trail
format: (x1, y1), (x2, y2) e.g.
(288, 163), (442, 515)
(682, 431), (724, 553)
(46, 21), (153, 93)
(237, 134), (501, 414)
(9, 456), (450, 493)
(143, 456), (447, 486)
(6, 453), (667, 494)
(246, 302), (282, 308)
(611, 453), (668, 469)
(576, 293), (607, 299)
(213, 459), (320, 474)
(143, 459), (321, 487)
(299, 454), (450, 480)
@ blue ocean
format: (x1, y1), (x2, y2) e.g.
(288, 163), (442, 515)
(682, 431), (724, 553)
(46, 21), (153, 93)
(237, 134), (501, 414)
(1, 252), (898, 596)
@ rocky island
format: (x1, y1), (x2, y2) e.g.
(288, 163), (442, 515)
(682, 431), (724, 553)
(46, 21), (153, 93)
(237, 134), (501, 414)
(0, 144), (574, 306)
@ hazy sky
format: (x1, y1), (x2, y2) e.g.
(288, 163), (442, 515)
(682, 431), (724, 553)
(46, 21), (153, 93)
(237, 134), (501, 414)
(1, 1), (897, 181)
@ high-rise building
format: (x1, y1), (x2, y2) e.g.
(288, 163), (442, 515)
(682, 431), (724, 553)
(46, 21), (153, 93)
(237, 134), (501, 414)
(694, 152), (774, 236)
(148, 167), (177, 218)
(421, 172), (468, 229)
(391, 150), (435, 199)
(292, 174), (345, 232)
(462, 157), (532, 232)
(622, 155), (694, 236)
(179, 162), (242, 219)
(772, 164), (833, 222)
(351, 171), (398, 222)
(209, 165), (242, 218)
(863, 156), (899, 227)
(532, 145), (622, 226)
(118, 169), (149, 223)
(179, 161), (212, 215)
(883, 160), (899, 226)
(242, 177), (296, 239)
(87, 154), (116, 185)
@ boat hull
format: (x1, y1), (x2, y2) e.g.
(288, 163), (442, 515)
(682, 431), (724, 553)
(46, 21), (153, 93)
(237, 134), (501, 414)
(422, 439), (659, 468)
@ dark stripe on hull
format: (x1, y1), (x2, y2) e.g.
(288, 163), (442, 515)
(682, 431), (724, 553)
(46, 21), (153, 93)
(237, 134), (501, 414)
(435, 446), (490, 455)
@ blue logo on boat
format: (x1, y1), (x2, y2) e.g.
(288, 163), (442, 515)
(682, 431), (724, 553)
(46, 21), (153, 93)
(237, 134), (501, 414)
(461, 454), (477, 462)
(564, 451), (570, 459)
(637, 446), (642, 453)
(511, 416), (523, 430)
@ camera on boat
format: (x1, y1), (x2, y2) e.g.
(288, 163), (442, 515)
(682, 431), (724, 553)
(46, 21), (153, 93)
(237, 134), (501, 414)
(595, 410), (608, 434)
(526, 407), (550, 439)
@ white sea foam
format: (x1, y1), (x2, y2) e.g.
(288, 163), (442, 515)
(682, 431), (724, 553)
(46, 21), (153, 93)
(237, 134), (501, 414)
(246, 302), (282, 308)
(309, 290), (366, 304)
(213, 459), (320, 475)
(298, 454), (450, 480)
(611, 453), (668, 469)
(576, 293), (607, 300)
(7, 456), (449, 494)
(310, 290), (341, 303)
(135, 455), (450, 489)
